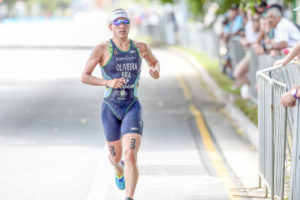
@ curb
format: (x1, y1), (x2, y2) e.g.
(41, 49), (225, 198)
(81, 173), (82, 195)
(170, 47), (259, 150)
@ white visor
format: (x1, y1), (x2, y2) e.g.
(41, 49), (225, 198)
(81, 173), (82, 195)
(294, 6), (300, 11)
(109, 9), (129, 23)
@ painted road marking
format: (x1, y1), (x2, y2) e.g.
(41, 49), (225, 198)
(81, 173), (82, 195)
(175, 69), (240, 199)
(176, 72), (192, 101)
(189, 105), (239, 199)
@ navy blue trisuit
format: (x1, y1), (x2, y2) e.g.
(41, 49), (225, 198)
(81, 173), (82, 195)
(100, 39), (143, 142)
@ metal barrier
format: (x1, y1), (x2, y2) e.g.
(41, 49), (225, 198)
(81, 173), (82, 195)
(268, 63), (300, 200)
(289, 101), (300, 200)
(141, 22), (220, 59)
(257, 63), (300, 199)
(248, 52), (285, 101)
(228, 37), (245, 71)
(181, 23), (220, 58)
(267, 63), (300, 136)
(248, 48), (259, 100)
(257, 69), (288, 200)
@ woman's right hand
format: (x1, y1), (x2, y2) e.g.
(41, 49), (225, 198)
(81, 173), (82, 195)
(106, 78), (126, 89)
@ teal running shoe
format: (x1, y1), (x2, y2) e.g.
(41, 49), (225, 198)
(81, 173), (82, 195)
(115, 160), (125, 190)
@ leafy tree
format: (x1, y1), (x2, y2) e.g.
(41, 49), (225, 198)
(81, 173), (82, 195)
(159, 0), (174, 3)
(32, 0), (70, 13)
(186, 0), (206, 16)
(139, 0), (297, 20)
(209, 0), (240, 15)
(2, 0), (18, 9)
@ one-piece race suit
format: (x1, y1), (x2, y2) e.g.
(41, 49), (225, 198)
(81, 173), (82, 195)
(100, 39), (143, 142)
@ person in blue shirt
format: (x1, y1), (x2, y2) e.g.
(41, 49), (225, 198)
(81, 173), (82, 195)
(220, 4), (245, 73)
(221, 4), (244, 43)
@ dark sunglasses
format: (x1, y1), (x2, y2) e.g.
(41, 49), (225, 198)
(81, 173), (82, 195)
(112, 19), (130, 26)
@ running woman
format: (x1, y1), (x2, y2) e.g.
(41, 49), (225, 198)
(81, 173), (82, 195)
(81, 8), (160, 200)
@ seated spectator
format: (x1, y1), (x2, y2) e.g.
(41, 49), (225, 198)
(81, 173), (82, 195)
(281, 85), (300, 107)
(265, 4), (300, 57)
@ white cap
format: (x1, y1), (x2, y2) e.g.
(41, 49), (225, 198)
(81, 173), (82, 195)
(294, 6), (300, 11)
(108, 9), (129, 23)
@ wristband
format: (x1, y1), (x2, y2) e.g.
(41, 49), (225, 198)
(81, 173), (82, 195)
(291, 88), (299, 99)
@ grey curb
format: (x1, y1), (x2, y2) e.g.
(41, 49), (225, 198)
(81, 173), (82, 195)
(170, 47), (259, 150)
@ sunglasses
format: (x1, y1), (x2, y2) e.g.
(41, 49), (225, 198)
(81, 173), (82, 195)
(112, 19), (130, 26)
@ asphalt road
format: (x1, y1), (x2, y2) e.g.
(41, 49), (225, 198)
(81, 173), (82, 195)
(0, 47), (257, 200)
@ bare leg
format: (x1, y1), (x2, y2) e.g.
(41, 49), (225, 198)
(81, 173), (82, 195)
(122, 133), (142, 199)
(233, 56), (249, 87)
(107, 139), (123, 177)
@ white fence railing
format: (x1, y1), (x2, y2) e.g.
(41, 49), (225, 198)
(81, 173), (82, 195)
(257, 64), (300, 199)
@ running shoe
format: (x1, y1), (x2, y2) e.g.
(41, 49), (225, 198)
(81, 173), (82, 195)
(115, 160), (125, 190)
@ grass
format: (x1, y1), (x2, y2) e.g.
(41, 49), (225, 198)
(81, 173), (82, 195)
(133, 35), (153, 45)
(235, 98), (258, 126)
(176, 46), (239, 94)
(176, 46), (258, 126)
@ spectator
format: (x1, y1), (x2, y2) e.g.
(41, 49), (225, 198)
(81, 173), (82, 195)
(233, 12), (261, 98)
(220, 4), (244, 73)
(220, 4), (244, 43)
(253, 13), (274, 55)
(265, 4), (300, 56)
(273, 6), (300, 66)
(281, 86), (300, 107)
(255, 0), (268, 15)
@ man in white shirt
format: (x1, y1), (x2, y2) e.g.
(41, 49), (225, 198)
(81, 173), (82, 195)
(266, 5), (300, 53)
(274, 6), (300, 66)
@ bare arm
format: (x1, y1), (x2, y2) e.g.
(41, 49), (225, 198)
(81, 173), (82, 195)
(81, 44), (107, 86)
(280, 42), (300, 64)
(272, 41), (287, 51)
(280, 85), (300, 107)
(81, 44), (126, 88)
(138, 42), (160, 79)
(255, 29), (265, 44)
(274, 42), (300, 66)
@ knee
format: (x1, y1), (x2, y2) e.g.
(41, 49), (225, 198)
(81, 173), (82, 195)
(124, 149), (137, 164)
(233, 70), (239, 79)
(233, 67), (241, 79)
(109, 154), (122, 165)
